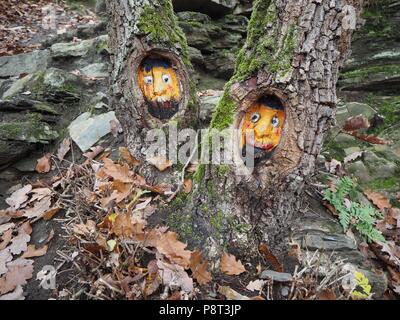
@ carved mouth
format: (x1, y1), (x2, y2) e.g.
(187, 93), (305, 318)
(245, 135), (275, 151)
(148, 99), (179, 120)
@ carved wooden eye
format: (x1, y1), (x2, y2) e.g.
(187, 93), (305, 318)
(144, 75), (153, 84)
(250, 112), (260, 123)
(162, 74), (170, 83)
(271, 116), (279, 128)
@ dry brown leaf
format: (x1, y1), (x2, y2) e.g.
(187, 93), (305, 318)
(119, 147), (140, 166)
(0, 250), (12, 277)
(183, 179), (193, 194)
(142, 260), (161, 297)
(5, 185), (32, 210)
(100, 181), (132, 207)
(28, 188), (52, 204)
(364, 190), (392, 211)
(259, 243), (284, 272)
(343, 115), (370, 131)
(0, 258), (34, 295)
(0, 229), (13, 251)
(112, 213), (144, 238)
(246, 279), (266, 292)
(21, 244), (48, 259)
(348, 131), (392, 145)
(42, 207), (62, 220)
(23, 196), (52, 219)
(8, 230), (30, 255)
(36, 153), (52, 173)
(0, 285), (24, 300)
(220, 252), (246, 275)
(157, 260), (193, 293)
(218, 286), (251, 300)
(147, 156), (172, 172)
(143, 229), (192, 268)
(57, 138), (71, 161)
(73, 220), (96, 237)
(83, 146), (104, 160)
(190, 250), (212, 285)
(102, 158), (134, 183)
(317, 288), (337, 300)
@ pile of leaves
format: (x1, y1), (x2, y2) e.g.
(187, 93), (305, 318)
(0, 0), (99, 57)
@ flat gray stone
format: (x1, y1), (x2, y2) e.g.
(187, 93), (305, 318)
(260, 270), (293, 282)
(51, 39), (95, 58)
(80, 63), (108, 78)
(346, 102), (377, 120)
(294, 233), (357, 251)
(0, 50), (50, 78)
(68, 111), (118, 152)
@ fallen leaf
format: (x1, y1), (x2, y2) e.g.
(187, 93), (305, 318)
(5, 185), (32, 209)
(83, 146), (104, 160)
(364, 190), (392, 211)
(42, 207), (62, 220)
(8, 230), (30, 255)
(111, 213), (144, 238)
(36, 153), (52, 173)
(190, 250), (212, 285)
(142, 260), (161, 297)
(183, 179), (193, 193)
(0, 223), (15, 235)
(153, 231), (192, 268)
(220, 252), (246, 275)
(0, 285), (24, 300)
(28, 188), (52, 203)
(246, 280), (266, 292)
(0, 259), (34, 295)
(119, 147), (139, 166)
(0, 250), (12, 277)
(21, 244), (48, 258)
(218, 286), (251, 300)
(0, 229), (13, 250)
(259, 243), (284, 272)
(348, 131), (392, 145)
(317, 288), (337, 300)
(343, 115), (370, 131)
(102, 158), (134, 183)
(147, 156), (172, 172)
(57, 138), (71, 161)
(23, 196), (52, 219)
(157, 260), (193, 293)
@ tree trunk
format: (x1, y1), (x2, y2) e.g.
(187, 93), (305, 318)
(172, 0), (364, 260)
(106, 0), (198, 187)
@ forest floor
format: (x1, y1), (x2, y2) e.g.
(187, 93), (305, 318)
(0, 0), (399, 300)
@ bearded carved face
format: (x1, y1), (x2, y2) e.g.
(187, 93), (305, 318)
(138, 58), (181, 120)
(240, 97), (285, 159)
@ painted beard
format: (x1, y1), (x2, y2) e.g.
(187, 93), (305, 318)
(147, 97), (180, 120)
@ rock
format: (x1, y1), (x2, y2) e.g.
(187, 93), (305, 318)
(260, 270), (293, 282)
(204, 51), (236, 79)
(333, 133), (358, 148)
(294, 232), (357, 251)
(2, 74), (34, 99)
(0, 50), (50, 78)
(218, 14), (249, 34)
(362, 151), (397, 179)
(344, 147), (361, 156)
(346, 161), (372, 183)
(68, 111), (118, 152)
(173, 0), (238, 17)
(199, 90), (223, 122)
(50, 35), (108, 59)
(176, 11), (211, 24)
(346, 102), (377, 120)
(188, 47), (204, 66)
(13, 157), (38, 172)
(80, 63), (108, 78)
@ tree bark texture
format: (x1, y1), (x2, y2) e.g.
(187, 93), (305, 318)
(107, 0), (198, 186)
(181, 0), (364, 258)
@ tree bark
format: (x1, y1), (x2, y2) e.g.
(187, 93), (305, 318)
(106, 0), (199, 186)
(173, 0), (364, 260)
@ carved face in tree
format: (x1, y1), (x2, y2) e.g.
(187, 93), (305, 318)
(240, 97), (285, 157)
(138, 58), (181, 120)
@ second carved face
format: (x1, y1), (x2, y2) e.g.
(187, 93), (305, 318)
(240, 97), (285, 157)
(138, 58), (181, 120)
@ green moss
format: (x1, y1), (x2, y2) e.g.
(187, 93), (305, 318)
(209, 87), (235, 131)
(216, 164), (230, 177)
(210, 210), (225, 236)
(341, 64), (400, 80)
(138, 2), (192, 67)
(234, 0), (297, 81)
(364, 177), (399, 190)
(193, 163), (206, 183)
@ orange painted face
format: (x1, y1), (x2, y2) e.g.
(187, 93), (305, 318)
(240, 101), (285, 153)
(138, 58), (181, 120)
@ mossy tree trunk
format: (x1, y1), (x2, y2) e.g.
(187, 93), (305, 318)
(174, 0), (364, 262)
(107, 0), (198, 186)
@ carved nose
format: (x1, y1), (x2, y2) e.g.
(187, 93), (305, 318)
(153, 81), (165, 95)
